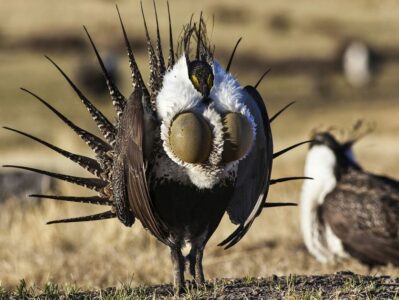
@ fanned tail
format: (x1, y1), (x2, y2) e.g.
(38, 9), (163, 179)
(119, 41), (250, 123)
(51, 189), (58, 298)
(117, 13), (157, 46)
(30, 194), (112, 206)
(45, 56), (117, 145)
(115, 5), (149, 99)
(47, 210), (116, 224)
(226, 37), (242, 73)
(5, 3), (179, 227)
(270, 176), (313, 185)
(166, 1), (175, 69)
(3, 127), (103, 178)
(21, 88), (112, 157)
(273, 140), (313, 159)
(83, 26), (127, 119)
(3, 165), (107, 192)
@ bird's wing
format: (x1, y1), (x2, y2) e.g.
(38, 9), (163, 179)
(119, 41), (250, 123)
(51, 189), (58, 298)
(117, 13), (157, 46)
(323, 170), (399, 265)
(220, 85), (273, 249)
(115, 89), (173, 247)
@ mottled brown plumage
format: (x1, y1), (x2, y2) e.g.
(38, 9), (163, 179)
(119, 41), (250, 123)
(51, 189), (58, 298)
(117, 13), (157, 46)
(323, 167), (399, 266)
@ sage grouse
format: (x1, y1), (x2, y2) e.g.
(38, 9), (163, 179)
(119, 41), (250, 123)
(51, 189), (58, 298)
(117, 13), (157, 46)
(301, 131), (399, 267)
(4, 2), (308, 292)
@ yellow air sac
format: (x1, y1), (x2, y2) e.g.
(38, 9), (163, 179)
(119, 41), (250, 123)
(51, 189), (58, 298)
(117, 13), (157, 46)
(222, 112), (253, 163)
(169, 112), (212, 163)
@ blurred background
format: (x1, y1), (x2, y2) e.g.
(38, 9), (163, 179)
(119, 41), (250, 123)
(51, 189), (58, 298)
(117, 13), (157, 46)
(0, 0), (398, 289)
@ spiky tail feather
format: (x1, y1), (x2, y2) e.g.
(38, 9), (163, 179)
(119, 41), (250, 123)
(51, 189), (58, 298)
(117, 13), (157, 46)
(5, 3), (172, 225)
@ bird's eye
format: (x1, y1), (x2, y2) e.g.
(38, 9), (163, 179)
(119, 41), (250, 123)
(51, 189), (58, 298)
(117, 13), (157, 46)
(190, 75), (200, 89)
(222, 112), (253, 163)
(207, 74), (213, 88)
(169, 112), (212, 164)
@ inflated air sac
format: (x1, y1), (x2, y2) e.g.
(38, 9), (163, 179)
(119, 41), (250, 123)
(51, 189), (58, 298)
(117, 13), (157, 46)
(222, 112), (253, 163)
(169, 112), (212, 163)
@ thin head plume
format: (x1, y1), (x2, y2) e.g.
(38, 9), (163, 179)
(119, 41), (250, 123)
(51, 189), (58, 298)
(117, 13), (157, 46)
(30, 194), (113, 206)
(197, 15), (213, 61)
(254, 68), (271, 89)
(83, 25), (126, 118)
(226, 37), (242, 73)
(45, 55), (116, 145)
(270, 176), (313, 185)
(196, 11), (203, 60)
(179, 14), (195, 59)
(47, 210), (116, 225)
(152, 0), (166, 75)
(3, 165), (108, 192)
(269, 101), (295, 123)
(3, 126), (103, 177)
(166, 0), (175, 69)
(20, 88), (112, 156)
(273, 140), (313, 159)
(115, 5), (149, 98)
(345, 119), (376, 147)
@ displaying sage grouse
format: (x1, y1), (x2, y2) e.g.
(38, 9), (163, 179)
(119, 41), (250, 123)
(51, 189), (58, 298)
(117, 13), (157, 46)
(301, 131), (399, 267)
(4, 2), (307, 292)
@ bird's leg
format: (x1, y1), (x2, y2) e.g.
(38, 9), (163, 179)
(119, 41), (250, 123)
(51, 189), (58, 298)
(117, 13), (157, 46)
(186, 247), (197, 279)
(194, 247), (205, 285)
(170, 247), (185, 294)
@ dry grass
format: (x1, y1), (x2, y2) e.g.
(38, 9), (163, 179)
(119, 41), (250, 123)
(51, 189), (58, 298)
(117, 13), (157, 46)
(0, 0), (399, 292)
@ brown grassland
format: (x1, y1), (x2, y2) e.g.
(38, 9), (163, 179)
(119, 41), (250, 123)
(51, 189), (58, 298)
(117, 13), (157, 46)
(0, 0), (399, 297)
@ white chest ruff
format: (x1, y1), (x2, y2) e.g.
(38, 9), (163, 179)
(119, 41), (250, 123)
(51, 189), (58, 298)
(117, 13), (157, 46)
(154, 56), (255, 189)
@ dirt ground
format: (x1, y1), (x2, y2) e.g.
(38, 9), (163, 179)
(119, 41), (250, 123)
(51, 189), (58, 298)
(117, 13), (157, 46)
(2, 272), (398, 299)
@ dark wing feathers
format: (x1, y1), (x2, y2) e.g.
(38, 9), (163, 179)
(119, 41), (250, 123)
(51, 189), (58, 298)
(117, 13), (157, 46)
(323, 169), (399, 265)
(116, 90), (172, 246)
(221, 85), (273, 249)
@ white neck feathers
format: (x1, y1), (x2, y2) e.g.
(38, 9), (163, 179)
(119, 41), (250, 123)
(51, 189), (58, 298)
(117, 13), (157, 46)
(300, 145), (338, 262)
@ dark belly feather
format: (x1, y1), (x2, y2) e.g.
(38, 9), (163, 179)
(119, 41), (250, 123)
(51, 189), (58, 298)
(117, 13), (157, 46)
(151, 180), (235, 242)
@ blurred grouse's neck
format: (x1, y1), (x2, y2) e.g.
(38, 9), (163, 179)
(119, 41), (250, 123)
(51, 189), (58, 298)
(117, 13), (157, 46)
(300, 144), (338, 262)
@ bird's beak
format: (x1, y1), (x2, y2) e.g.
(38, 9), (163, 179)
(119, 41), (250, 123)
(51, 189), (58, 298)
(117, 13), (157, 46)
(200, 83), (211, 98)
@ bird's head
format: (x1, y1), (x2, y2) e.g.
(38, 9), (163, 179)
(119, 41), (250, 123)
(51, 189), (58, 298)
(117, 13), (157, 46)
(188, 60), (214, 99)
(306, 132), (360, 181)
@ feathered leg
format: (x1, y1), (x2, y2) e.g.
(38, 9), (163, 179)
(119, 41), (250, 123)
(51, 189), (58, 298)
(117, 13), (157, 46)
(170, 247), (185, 294)
(187, 245), (205, 285)
(194, 248), (205, 284)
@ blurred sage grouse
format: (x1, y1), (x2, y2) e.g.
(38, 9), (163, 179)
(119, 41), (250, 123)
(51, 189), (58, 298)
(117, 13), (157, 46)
(4, 2), (308, 292)
(301, 130), (399, 267)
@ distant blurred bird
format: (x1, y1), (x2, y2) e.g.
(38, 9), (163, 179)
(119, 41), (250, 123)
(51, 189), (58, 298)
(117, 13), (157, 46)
(4, 2), (307, 293)
(340, 40), (382, 88)
(75, 51), (120, 97)
(0, 171), (55, 203)
(301, 131), (399, 267)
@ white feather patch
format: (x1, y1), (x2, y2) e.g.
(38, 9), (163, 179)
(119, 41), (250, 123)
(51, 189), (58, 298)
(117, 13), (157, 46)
(211, 61), (257, 156)
(301, 145), (339, 263)
(154, 55), (256, 189)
